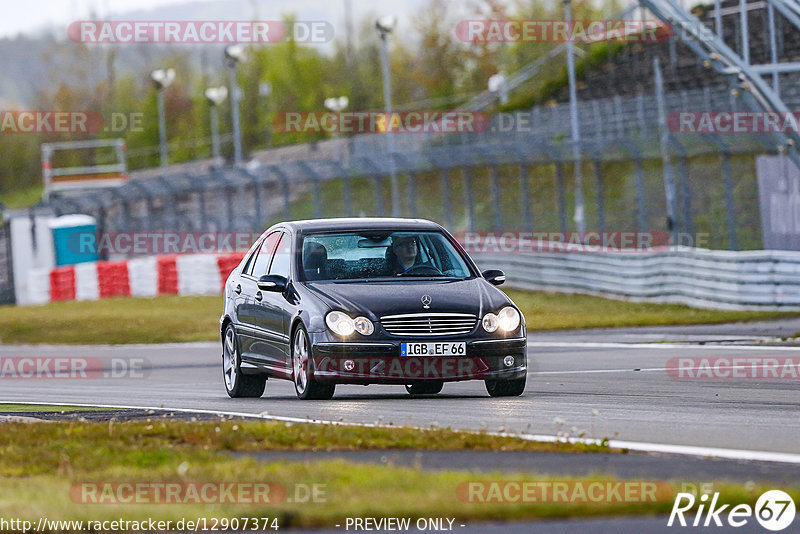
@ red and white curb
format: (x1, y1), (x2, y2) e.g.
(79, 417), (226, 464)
(27, 253), (244, 304)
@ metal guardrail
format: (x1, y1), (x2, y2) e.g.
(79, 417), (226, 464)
(473, 248), (800, 310)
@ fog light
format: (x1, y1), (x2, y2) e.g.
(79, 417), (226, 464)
(503, 355), (515, 367)
(343, 359), (355, 372)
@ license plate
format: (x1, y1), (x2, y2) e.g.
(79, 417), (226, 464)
(400, 342), (466, 357)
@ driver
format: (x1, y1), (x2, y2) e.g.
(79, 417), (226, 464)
(387, 234), (437, 275)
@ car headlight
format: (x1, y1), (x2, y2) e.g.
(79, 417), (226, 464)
(483, 307), (520, 333)
(497, 306), (521, 332)
(353, 316), (375, 336)
(326, 311), (374, 336)
(482, 313), (499, 332)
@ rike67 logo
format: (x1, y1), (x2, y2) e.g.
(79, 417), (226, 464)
(669, 490), (796, 531)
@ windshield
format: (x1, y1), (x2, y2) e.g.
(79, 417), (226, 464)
(300, 231), (473, 281)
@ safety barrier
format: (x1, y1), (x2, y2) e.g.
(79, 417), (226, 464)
(28, 252), (245, 305)
(23, 248), (800, 311)
(471, 247), (800, 311)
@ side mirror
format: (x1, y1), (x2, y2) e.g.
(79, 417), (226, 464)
(482, 269), (506, 286)
(258, 274), (288, 292)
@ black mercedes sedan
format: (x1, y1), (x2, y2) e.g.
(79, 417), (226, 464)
(220, 218), (527, 400)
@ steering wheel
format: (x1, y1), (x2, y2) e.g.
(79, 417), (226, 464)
(400, 264), (442, 276)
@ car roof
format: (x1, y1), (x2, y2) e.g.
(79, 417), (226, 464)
(273, 218), (445, 233)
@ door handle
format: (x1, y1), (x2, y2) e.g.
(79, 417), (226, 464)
(254, 291), (263, 302)
(234, 284), (241, 294)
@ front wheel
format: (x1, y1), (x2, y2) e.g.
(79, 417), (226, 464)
(485, 376), (526, 397)
(405, 382), (444, 395)
(292, 326), (335, 400)
(222, 324), (266, 398)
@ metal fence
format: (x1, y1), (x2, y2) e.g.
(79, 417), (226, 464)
(0, 223), (14, 305)
(472, 247), (800, 310)
(19, 0), (800, 263)
(30, 78), (780, 254)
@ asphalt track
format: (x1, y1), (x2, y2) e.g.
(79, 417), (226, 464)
(1, 325), (799, 455)
(2, 324), (800, 532)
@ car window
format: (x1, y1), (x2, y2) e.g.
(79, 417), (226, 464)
(268, 233), (291, 278)
(250, 232), (281, 278)
(241, 239), (263, 275)
(299, 231), (472, 281)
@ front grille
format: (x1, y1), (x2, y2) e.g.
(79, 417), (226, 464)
(380, 313), (478, 336)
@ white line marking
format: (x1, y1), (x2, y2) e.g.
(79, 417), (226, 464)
(3, 400), (800, 465)
(532, 363), (800, 376)
(528, 341), (800, 351)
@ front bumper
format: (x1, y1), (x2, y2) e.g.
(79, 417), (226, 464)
(309, 336), (527, 384)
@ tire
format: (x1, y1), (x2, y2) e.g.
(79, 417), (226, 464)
(222, 324), (266, 398)
(405, 382), (444, 395)
(485, 376), (526, 397)
(292, 325), (335, 400)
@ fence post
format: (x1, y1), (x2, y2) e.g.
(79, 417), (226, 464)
(556, 161), (567, 233)
(393, 154), (417, 218)
(489, 163), (503, 232)
(268, 165), (291, 221)
(620, 139), (647, 231)
(540, 141), (567, 233)
(721, 150), (738, 250)
(197, 186), (207, 230)
(678, 153), (693, 236)
(327, 160), (353, 218)
(463, 166), (475, 231)
(654, 56), (678, 242)
(704, 133), (738, 250)
(593, 158), (606, 232)
(129, 181), (155, 233)
(520, 162), (533, 232)
(242, 169), (262, 230)
(343, 168), (353, 218)
(441, 168), (454, 230)
(356, 156), (385, 217)
(297, 162), (323, 220)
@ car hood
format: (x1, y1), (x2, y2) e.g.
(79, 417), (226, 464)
(303, 278), (511, 320)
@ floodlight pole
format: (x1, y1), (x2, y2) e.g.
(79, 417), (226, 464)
(228, 60), (243, 167)
(378, 28), (400, 217)
(564, 0), (586, 235)
(156, 86), (168, 168)
(210, 105), (222, 167)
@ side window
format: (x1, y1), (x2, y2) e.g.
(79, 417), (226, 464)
(241, 239), (263, 275)
(268, 233), (291, 278)
(250, 232), (281, 277)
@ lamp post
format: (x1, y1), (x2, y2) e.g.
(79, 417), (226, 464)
(150, 68), (176, 168)
(376, 15), (399, 217)
(564, 0), (586, 235)
(259, 82), (272, 147)
(488, 71), (508, 106)
(325, 96), (350, 164)
(205, 86), (228, 168)
(225, 44), (246, 167)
